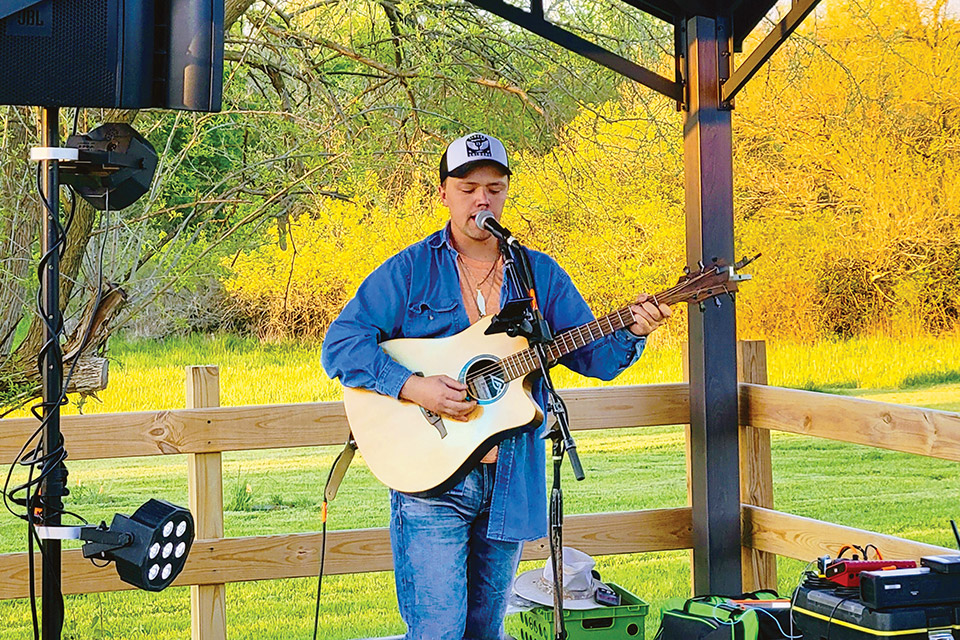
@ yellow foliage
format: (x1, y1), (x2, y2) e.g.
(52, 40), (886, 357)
(734, 0), (960, 337)
(224, 0), (960, 341)
(223, 179), (447, 339)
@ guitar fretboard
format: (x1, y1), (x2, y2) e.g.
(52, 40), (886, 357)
(484, 306), (637, 385)
(462, 261), (742, 397)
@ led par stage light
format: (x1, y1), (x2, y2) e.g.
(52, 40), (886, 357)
(39, 499), (196, 592)
(82, 499), (196, 592)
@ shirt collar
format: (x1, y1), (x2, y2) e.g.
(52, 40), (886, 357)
(427, 223), (455, 251)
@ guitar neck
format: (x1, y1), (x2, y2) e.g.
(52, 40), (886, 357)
(495, 278), (701, 383)
(497, 305), (636, 382)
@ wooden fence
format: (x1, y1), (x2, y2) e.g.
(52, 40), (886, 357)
(1, 340), (958, 639)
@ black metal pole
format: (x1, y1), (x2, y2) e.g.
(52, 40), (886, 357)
(39, 105), (65, 640)
(549, 440), (566, 640)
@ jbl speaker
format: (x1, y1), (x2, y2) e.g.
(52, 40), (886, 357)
(0, 0), (223, 111)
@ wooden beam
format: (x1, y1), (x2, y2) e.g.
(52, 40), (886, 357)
(684, 14), (742, 596)
(740, 384), (960, 461)
(466, 0), (682, 102)
(0, 508), (692, 600)
(723, 0), (822, 104)
(743, 505), (955, 562)
(0, 384), (691, 463)
(0, 401), (350, 462)
(561, 383), (688, 430)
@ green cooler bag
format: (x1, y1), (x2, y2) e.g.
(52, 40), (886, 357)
(655, 596), (759, 640)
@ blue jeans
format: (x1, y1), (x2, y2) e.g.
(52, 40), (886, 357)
(390, 463), (523, 640)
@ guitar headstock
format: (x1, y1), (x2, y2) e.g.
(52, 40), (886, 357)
(655, 254), (760, 310)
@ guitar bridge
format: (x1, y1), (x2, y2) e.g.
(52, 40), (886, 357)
(420, 407), (447, 439)
(413, 371), (448, 438)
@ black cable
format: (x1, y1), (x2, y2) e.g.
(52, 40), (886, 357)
(788, 561), (814, 640)
(314, 444), (348, 640)
(825, 594), (854, 640)
(27, 487), (39, 640)
(21, 155), (70, 640)
(312, 501), (327, 640)
(862, 543), (881, 560)
(2, 146), (109, 638)
(792, 569), (858, 640)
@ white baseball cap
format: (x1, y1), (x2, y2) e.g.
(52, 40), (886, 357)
(439, 132), (511, 182)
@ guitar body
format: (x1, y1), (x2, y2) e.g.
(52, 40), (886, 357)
(342, 316), (543, 495)
(339, 256), (757, 495)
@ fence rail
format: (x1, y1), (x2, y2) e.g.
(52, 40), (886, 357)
(0, 384), (690, 462)
(2, 341), (958, 640)
(740, 383), (960, 461)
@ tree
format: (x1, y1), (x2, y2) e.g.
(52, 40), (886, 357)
(0, 0), (670, 407)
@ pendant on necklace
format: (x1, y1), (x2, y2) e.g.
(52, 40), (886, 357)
(476, 289), (486, 315)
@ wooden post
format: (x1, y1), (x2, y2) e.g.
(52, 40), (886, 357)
(737, 341), (777, 590)
(681, 342), (695, 595)
(683, 14), (743, 596)
(681, 343), (691, 506)
(186, 366), (227, 640)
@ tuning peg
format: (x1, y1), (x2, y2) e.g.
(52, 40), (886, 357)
(714, 297), (722, 308)
(697, 260), (705, 270)
(711, 256), (719, 263)
(728, 291), (736, 301)
(683, 265), (691, 275)
(734, 253), (762, 270)
(698, 302), (706, 312)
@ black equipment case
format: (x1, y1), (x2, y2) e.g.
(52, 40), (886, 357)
(792, 584), (960, 639)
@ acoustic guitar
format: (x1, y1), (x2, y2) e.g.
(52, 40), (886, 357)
(341, 256), (757, 494)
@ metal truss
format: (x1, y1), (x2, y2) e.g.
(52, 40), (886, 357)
(721, 0), (823, 104)
(466, 0), (683, 102)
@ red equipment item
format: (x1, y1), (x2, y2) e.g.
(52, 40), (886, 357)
(824, 559), (918, 588)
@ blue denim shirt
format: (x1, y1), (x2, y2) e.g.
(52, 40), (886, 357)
(322, 225), (645, 542)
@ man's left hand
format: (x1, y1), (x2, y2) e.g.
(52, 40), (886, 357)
(627, 293), (672, 336)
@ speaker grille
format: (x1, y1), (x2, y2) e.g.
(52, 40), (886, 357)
(0, 0), (116, 107)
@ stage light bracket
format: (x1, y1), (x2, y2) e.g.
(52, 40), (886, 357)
(34, 523), (134, 557)
(29, 122), (158, 211)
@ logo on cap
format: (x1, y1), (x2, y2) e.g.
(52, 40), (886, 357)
(465, 134), (492, 158)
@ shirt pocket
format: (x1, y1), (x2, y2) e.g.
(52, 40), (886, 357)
(403, 299), (461, 338)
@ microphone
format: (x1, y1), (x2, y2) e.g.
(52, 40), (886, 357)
(474, 210), (518, 246)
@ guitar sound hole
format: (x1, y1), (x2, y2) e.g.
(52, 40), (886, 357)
(462, 357), (506, 405)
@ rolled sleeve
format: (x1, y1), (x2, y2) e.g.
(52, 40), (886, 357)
(377, 358), (414, 399)
(612, 328), (646, 355)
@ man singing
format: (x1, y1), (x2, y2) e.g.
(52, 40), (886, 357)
(321, 132), (670, 639)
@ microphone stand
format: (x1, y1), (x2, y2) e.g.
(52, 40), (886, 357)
(487, 234), (584, 640)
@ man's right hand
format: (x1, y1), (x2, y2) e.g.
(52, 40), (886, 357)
(399, 374), (477, 422)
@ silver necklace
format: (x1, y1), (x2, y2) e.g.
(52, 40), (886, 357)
(457, 254), (500, 316)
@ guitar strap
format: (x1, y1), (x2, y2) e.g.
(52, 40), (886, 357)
(323, 433), (358, 502)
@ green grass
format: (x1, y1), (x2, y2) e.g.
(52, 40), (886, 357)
(1, 333), (959, 638)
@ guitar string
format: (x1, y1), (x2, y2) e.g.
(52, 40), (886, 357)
(464, 307), (635, 392)
(465, 305), (641, 388)
(461, 272), (717, 391)
(465, 286), (679, 385)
